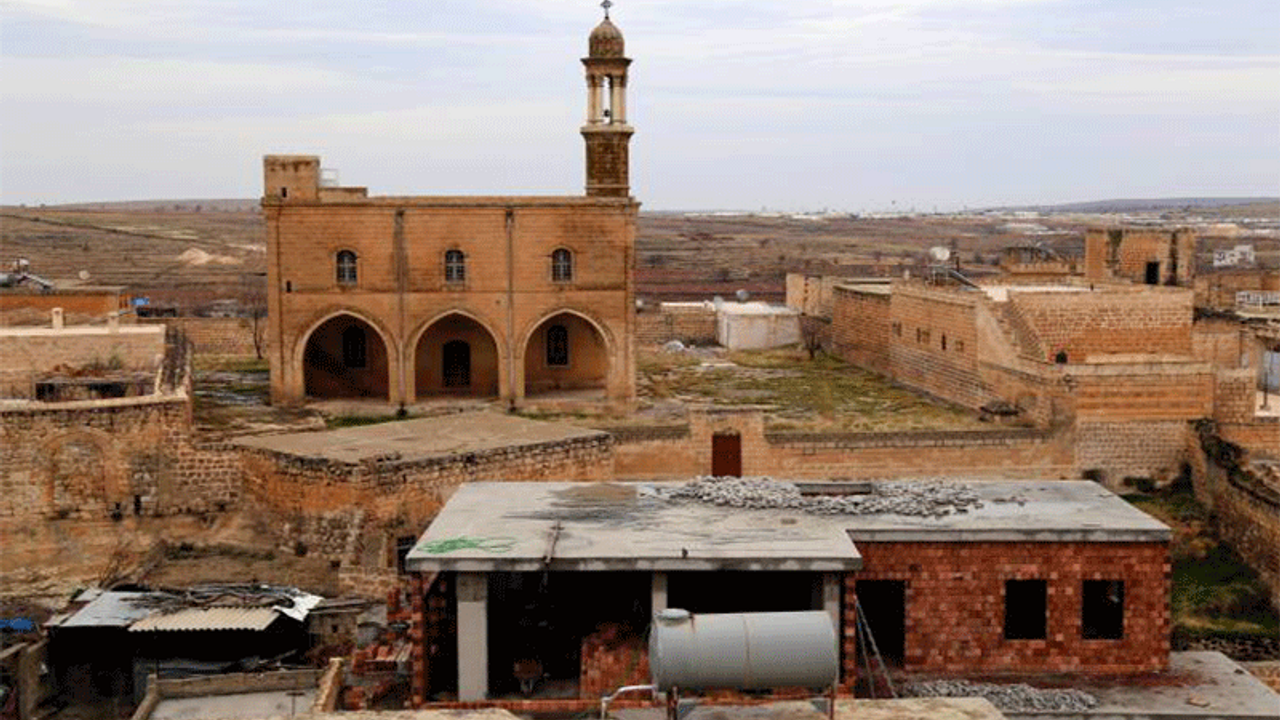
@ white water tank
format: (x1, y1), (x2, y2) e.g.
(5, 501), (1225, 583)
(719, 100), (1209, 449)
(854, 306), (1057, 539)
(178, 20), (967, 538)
(649, 609), (838, 691)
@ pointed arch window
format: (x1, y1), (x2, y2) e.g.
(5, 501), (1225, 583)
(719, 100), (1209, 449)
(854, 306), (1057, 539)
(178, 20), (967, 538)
(551, 248), (574, 283)
(336, 250), (358, 285)
(546, 324), (570, 366)
(444, 249), (466, 283)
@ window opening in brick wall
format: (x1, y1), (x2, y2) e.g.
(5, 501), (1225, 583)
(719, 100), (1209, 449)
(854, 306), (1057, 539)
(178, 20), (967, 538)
(893, 322), (902, 337)
(1054, 350), (1068, 364)
(1144, 261), (1160, 285)
(941, 334), (947, 351)
(281, 187), (288, 198)
(857, 580), (906, 664)
(552, 248), (574, 282)
(336, 250), (358, 285)
(342, 326), (367, 368)
(1004, 579), (1047, 640)
(956, 340), (965, 353)
(445, 249), (466, 283)
(546, 324), (569, 366)
(1081, 580), (1124, 639)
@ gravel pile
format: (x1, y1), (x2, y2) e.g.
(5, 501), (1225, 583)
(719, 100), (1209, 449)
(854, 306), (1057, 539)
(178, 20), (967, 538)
(905, 679), (1099, 713)
(665, 477), (1024, 518)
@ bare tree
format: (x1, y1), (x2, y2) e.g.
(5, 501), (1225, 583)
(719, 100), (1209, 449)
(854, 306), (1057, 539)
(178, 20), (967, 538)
(241, 272), (268, 359)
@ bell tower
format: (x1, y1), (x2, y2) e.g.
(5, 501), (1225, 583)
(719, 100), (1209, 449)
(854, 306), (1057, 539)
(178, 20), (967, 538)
(582, 1), (634, 198)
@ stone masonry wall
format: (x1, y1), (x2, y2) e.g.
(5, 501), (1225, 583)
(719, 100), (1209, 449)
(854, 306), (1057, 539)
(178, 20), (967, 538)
(635, 304), (717, 346)
(1074, 421), (1191, 486)
(139, 317), (262, 357)
(830, 286), (891, 374)
(1005, 288), (1193, 362)
(845, 541), (1170, 676)
(241, 435), (614, 553)
(611, 411), (1075, 480)
(888, 283), (989, 409)
(1214, 475), (1280, 608)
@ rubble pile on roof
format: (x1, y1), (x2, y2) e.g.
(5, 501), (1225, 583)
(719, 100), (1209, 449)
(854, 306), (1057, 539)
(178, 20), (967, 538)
(665, 477), (1026, 518)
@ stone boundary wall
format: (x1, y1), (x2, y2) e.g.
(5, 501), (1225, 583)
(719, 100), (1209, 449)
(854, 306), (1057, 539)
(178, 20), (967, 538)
(0, 326), (166, 396)
(241, 434), (614, 538)
(611, 410), (1074, 480)
(1221, 419), (1280, 457)
(888, 283), (988, 409)
(1215, 369), (1259, 424)
(602, 425), (691, 444)
(138, 317), (261, 357)
(635, 304), (717, 346)
(830, 286), (891, 374)
(1075, 422), (1192, 487)
(1005, 288), (1193, 362)
(1215, 473), (1280, 607)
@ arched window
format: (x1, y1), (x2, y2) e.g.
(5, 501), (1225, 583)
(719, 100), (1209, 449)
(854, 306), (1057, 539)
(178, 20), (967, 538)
(336, 250), (358, 285)
(551, 248), (573, 283)
(444, 249), (466, 283)
(342, 326), (367, 368)
(546, 324), (569, 366)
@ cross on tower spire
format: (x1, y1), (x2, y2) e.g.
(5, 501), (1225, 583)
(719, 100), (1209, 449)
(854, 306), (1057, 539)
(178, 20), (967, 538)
(601, 0), (613, 19)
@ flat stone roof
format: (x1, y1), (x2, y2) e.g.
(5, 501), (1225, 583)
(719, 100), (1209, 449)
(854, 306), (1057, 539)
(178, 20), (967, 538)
(406, 481), (1168, 573)
(234, 412), (608, 465)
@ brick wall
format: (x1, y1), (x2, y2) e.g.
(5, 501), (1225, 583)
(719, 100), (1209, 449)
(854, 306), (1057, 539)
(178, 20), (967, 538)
(1070, 365), (1214, 422)
(1213, 475), (1280, 608)
(845, 541), (1170, 676)
(635, 304), (717, 346)
(579, 627), (649, 699)
(888, 283), (988, 408)
(1005, 288), (1194, 362)
(0, 326), (166, 394)
(1220, 420), (1280, 456)
(1195, 269), (1280, 309)
(1215, 370), (1259, 424)
(830, 287), (891, 374)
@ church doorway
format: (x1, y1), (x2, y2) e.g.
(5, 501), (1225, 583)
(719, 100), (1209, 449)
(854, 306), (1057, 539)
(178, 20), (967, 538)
(524, 312), (608, 398)
(303, 314), (391, 400)
(416, 314), (500, 399)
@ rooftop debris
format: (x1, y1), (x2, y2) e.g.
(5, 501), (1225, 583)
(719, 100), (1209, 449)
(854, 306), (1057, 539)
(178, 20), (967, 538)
(665, 477), (1026, 518)
(906, 679), (1099, 713)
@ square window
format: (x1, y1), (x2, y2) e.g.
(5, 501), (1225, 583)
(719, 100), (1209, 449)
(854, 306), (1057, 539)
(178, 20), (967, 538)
(1082, 580), (1124, 639)
(1004, 579), (1047, 640)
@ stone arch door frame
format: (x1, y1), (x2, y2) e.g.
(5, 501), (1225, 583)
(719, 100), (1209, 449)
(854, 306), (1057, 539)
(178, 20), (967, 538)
(407, 309), (510, 402)
(41, 428), (124, 518)
(516, 306), (619, 403)
(293, 307), (401, 404)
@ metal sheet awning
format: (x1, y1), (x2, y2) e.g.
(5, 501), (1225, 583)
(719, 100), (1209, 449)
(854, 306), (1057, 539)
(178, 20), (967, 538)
(128, 607), (280, 633)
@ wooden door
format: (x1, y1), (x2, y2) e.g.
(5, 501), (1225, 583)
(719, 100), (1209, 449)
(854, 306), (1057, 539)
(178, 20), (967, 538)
(712, 433), (742, 477)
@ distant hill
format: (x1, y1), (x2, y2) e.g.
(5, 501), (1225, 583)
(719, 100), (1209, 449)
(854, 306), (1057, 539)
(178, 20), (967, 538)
(996, 197), (1279, 214)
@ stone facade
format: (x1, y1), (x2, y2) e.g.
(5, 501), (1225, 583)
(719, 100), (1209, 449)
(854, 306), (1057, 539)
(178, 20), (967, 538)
(845, 541), (1170, 676)
(264, 18), (639, 409)
(1084, 227), (1195, 287)
(635, 303), (717, 346)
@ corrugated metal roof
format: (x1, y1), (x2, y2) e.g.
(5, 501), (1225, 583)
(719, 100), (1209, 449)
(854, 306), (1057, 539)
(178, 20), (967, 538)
(58, 591), (155, 628)
(128, 606), (279, 633)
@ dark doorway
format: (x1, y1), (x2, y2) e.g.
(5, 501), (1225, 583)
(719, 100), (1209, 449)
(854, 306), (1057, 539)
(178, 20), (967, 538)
(1144, 261), (1160, 285)
(712, 433), (742, 477)
(303, 314), (390, 399)
(856, 580), (905, 664)
(669, 571), (822, 614)
(443, 340), (471, 388)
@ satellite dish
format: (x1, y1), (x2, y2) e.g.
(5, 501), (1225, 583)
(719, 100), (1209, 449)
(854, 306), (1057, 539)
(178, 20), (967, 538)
(735, 289), (750, 302)
(929, 246), (952, 264)
(78, 270), (91, 281)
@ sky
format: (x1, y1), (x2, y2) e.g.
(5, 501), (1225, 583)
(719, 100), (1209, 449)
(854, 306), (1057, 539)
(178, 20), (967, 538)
(1, 0), (1278, 211)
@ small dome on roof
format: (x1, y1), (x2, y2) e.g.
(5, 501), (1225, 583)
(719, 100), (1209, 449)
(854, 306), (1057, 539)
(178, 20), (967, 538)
(589, 18), (625, 58)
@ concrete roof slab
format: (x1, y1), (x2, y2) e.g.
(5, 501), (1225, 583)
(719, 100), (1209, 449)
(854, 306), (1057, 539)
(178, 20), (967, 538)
(234, 412), (607, 465)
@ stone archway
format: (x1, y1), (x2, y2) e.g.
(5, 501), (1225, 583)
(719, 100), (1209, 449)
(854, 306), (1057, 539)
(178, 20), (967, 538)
(415, 314), (500, 398)
(303, 314), (391, 400)
(523, 311), (608, 397)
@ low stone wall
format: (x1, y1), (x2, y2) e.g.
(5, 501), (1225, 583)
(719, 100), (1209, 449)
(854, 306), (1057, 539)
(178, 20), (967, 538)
(1173, 633), (1280, 662)
(138, 317), (262, 357)
(635, 304), (717, 346)
(241, 434), (615, 540)
(1215, 475), (1280, 608)
(1074, 421), (1191, 487)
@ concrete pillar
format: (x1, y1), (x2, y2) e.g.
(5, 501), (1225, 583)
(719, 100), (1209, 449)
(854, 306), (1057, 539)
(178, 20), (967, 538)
(588, 76), (602, 123)
(651, 572), (668, 613)
(610, 77), (623, 124)
(616, 77), (627, 124)
(456, 573), (489, 701)
(822, 573), (841, 639)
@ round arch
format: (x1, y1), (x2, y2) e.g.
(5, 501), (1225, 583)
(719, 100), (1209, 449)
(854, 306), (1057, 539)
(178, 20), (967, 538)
(520, 307), (615, 397)
(41, 429), (122, 518)
(297, 310), (394, 401)
(412, 310), (504, 400)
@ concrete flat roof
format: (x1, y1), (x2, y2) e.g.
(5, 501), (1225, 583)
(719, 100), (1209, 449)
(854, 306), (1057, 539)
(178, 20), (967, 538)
(234, 412), (608, 465)
(843, 481), (1170, 543)
(150, 689), (317, 720)
(405, 481), (1168, 574)
(406, 482), (864, 573)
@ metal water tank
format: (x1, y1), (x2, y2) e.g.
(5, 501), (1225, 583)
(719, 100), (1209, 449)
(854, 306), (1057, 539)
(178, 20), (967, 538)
(649, 609), (837, 691)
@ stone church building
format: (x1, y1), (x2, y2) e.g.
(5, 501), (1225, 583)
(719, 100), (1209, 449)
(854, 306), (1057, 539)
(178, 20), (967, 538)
(263, 13), (638, 408)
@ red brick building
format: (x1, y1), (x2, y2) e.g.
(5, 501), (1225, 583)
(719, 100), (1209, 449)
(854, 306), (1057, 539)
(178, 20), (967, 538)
(404, 480), (1170, 708)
